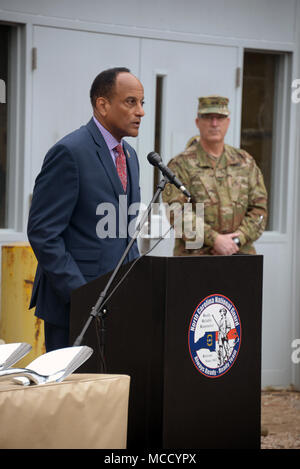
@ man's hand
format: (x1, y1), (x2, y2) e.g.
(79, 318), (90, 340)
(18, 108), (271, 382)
(212, 233), (240, 256)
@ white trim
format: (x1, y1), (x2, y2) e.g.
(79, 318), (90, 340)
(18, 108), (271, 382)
(0, 231), (27, 243)
(256, 232), (289, 244)
(290, 0), (300, 390)
(0, 8), (296, 52)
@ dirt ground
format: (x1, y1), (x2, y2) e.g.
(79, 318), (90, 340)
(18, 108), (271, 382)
(261, 389), (300, 449)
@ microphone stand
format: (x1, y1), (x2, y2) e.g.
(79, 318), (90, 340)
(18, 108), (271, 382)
(73, 178), (169, 365)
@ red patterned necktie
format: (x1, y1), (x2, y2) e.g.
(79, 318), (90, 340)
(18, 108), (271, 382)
(114, 144), (127, 192)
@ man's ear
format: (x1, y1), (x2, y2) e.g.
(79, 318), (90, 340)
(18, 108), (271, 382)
(95, 96), (110, 117)
(225, 116), (231, 131)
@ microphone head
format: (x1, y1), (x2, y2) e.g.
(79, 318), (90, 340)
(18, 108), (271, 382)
(147, 152), (162, 167)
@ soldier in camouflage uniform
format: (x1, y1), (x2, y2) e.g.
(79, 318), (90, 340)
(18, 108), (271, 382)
(162, 95), (268, 256)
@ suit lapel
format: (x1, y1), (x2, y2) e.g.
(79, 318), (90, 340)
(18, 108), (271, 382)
(86, 118), (124, 198)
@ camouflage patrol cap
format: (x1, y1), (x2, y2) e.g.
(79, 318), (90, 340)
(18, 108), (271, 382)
(197, 95), (230, 116)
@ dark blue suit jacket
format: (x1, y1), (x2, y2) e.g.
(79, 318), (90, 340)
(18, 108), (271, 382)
(28, 118), (140, 328)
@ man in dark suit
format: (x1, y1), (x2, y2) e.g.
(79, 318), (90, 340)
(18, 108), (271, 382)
(27, 67), (145, 352)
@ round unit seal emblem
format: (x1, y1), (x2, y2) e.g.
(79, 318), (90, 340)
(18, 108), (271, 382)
(188, 294), (241, 378)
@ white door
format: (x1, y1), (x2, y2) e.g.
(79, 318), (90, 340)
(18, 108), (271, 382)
(138, 38), (239, 253)
(31, 26), (140, 186)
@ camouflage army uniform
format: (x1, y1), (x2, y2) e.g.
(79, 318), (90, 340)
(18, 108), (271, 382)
(162, 140), (268, 256)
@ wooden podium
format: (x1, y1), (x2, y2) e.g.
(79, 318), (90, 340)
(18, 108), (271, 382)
(70, 254), (263, 449)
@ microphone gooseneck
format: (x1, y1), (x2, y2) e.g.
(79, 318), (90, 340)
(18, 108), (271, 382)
(147, 152), (191, 199)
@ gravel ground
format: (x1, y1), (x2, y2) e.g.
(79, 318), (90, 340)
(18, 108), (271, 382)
(261, 389), (300, 449)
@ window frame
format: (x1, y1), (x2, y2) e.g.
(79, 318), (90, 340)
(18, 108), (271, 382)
(0, 22), (27, 241)
(241, 48), (292, 234)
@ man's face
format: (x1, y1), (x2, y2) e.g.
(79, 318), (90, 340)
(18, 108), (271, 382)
(195, 113), (230, 144)
(95, 72), (145, 141)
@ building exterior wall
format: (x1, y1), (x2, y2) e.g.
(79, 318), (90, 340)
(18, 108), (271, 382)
(0, 0), (299, 388)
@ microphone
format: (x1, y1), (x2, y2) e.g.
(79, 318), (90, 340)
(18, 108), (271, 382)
(147, 152), (191, 199)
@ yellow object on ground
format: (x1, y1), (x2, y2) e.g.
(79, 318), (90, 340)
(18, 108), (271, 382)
(0, 243), (45, 367)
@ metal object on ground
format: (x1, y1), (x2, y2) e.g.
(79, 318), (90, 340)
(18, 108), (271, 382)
(0, 343), (32, 370)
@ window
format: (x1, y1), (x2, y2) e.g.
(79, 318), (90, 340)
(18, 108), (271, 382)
(0, 25), (9, 228)
(153, 75), (164, 196)
(241, 50), (290, 231)
(151, 74), (165, 218)
(0, 22), (25, 235)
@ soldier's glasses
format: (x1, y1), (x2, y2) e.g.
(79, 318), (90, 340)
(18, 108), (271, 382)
(200, 114), (228, 121)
